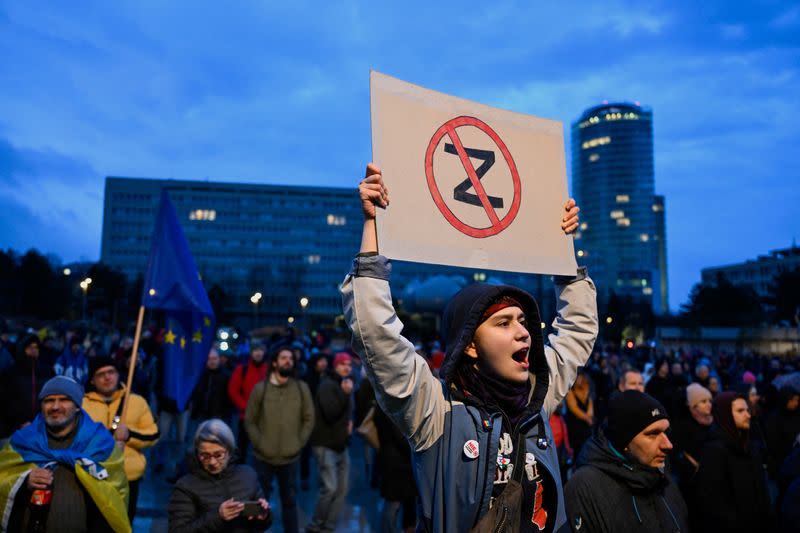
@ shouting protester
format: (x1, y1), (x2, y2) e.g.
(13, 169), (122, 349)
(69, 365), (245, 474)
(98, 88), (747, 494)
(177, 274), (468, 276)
(341, 164), (598, 532)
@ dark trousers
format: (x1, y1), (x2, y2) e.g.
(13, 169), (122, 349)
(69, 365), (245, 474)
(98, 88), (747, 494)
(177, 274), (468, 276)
(128, 478), (140, 521)
(254, 458), (299, 533)
(236, 419), (251, 463)
(300, 443), (312, 481)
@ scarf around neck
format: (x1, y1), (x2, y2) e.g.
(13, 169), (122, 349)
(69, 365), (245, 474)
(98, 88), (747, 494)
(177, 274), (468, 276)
(454, 361), (531, 427)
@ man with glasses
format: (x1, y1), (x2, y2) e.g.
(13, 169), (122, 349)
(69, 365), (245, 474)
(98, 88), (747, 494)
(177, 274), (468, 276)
(83, 356), (160, 520)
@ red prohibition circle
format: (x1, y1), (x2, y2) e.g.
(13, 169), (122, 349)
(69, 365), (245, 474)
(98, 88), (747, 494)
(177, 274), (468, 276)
(424, 116), (521, 238)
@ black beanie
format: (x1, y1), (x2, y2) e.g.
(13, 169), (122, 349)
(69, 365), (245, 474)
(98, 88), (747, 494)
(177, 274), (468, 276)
(607, 390), (669, 450)
(89, 356), (118, 380)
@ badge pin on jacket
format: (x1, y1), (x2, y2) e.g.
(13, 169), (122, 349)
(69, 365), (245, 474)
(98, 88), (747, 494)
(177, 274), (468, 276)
(463, 440), (480, 459)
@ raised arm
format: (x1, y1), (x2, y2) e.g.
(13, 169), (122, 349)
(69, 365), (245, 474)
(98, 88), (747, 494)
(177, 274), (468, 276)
(543, 199), (599, 416)
(341, 164), (448, 452)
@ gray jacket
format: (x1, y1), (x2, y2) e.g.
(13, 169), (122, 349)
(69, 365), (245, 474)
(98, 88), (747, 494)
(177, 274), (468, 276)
(342, 255), (598, 532)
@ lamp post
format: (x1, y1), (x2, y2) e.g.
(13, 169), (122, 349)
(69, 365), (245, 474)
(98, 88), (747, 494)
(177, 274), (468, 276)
(79, 277), (92, 321)
(299, 296), (309, 332)
(250, 292), (262, 329)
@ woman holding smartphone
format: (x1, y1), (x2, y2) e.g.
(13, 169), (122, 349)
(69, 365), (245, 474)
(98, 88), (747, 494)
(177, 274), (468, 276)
(169, 419), (271, 532)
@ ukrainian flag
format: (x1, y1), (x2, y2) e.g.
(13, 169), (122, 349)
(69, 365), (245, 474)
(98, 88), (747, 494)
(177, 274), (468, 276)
(0, 411), (130, 533)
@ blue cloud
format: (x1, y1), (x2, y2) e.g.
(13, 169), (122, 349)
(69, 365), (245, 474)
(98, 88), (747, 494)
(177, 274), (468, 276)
(0, 0), (797, 310)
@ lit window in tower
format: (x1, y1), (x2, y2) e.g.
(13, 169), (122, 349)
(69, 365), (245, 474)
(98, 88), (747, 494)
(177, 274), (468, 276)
(582, 136), (611, 150)
(643, 287), (653, 295)
(580, 222), (588, 230)
(616, 194), (630, 203)
(652, 204), (663, 212)
(326, 214), (347, 226)
(588, 153), (600, 162)
(617, 218), (631, 227)
(639, 234), (649, 242)
(189, 209), (217, 221)
(610, 210), (625, 219)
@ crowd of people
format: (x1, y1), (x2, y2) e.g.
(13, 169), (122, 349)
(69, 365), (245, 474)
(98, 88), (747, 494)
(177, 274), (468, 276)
(0, 166), (798, 532)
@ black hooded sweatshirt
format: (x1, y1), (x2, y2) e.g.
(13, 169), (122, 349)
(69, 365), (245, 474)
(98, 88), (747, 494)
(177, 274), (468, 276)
(564, 432), (689, 533)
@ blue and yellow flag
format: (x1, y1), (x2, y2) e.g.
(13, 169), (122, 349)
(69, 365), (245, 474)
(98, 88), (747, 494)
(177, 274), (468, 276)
(143, 190), (215, 411)
(0, 412), (130, 533)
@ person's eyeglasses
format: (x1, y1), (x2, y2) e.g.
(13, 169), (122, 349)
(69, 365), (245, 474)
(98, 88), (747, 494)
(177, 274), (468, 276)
(198, 450), (228, 462)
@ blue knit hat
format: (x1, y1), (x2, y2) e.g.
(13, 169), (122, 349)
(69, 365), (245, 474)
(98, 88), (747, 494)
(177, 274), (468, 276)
(39, 376), (84, 407)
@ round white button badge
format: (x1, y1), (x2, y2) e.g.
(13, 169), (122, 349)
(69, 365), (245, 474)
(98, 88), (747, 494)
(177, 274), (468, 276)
(463, 440), (480, 459)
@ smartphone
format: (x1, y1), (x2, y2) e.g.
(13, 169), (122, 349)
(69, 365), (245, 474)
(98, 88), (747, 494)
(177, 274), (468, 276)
(242, 501), (263, 518)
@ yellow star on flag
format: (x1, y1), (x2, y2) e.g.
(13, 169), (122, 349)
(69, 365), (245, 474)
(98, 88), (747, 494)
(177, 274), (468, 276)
(192, 330), (203, 343)
(165, 330), (176, 344)
(204, 316), (211, 327)
(180, 337), (186, 349)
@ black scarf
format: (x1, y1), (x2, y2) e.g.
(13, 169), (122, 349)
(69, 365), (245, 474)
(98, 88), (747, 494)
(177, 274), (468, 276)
(454, 361), (531, 428)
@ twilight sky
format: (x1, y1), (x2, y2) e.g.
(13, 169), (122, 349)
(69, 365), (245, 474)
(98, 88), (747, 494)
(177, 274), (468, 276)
(1, 1), (798, 311)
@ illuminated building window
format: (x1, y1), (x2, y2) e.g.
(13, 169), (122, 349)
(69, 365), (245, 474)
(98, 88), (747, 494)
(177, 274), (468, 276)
(326, 214), (347, 226)
(643, 287), (653, 295)
(580, 222), (588, 230)
(189, 209), (217, 221)
(581, 136), (611, 150)
(473, 272), (487, 282)
(639, 234), (649, 242)
(652, 204), (663, 213)
(610, 210), (625, 219)
(616, 194), (630, 203)
(603, 112), (639, 122)
(306, 255), (321, 264)
(641, 279), (648, 286)
(617, 218), (631, 227)
(577, 250), (588, 258)
(588, 153), (600, 162)
(578, 116), (601, 128)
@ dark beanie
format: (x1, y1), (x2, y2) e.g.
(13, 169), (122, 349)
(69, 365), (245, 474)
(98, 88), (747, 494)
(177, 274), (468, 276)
(39, 376), (84, 407)
(607, 390), (669, 450)
(89, 356), (118, 379)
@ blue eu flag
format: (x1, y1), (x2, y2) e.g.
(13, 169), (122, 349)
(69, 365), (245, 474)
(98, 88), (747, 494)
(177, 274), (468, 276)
(143, 189), (215, 410)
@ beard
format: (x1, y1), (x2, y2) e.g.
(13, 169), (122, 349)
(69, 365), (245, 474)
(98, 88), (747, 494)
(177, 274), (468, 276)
(278, 366), (293, 377)
(45, 409), (79, 433)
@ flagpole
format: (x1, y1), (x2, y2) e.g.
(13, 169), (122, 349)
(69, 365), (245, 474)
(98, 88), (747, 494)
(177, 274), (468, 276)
(122, 305), (146, 420)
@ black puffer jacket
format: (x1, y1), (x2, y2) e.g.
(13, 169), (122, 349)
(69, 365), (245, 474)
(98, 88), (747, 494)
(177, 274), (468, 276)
(564, 433), (688, 533)
(168, 458), (271, 533)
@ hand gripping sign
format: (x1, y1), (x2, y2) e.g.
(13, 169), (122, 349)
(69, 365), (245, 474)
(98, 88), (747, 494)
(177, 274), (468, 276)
(370, 71), (577, 276)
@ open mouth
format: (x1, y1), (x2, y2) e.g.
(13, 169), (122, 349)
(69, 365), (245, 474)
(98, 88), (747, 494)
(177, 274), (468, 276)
(512, 347), (529, 366)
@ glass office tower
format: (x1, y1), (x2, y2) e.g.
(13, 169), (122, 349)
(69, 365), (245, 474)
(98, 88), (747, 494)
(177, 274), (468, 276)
(571, 103), (667, 313)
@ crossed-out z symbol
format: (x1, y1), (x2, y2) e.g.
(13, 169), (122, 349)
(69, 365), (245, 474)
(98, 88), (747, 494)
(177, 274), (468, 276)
(445, 143), (503, 208)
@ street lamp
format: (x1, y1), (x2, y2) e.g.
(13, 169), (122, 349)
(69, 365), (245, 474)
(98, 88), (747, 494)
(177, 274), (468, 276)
(79, 277), (92, 320)
(250, 292), (262, 327)
(299, 297), (309, 332)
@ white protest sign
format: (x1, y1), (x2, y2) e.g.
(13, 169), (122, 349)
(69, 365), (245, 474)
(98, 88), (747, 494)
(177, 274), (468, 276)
(370, 71), (577, 276)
